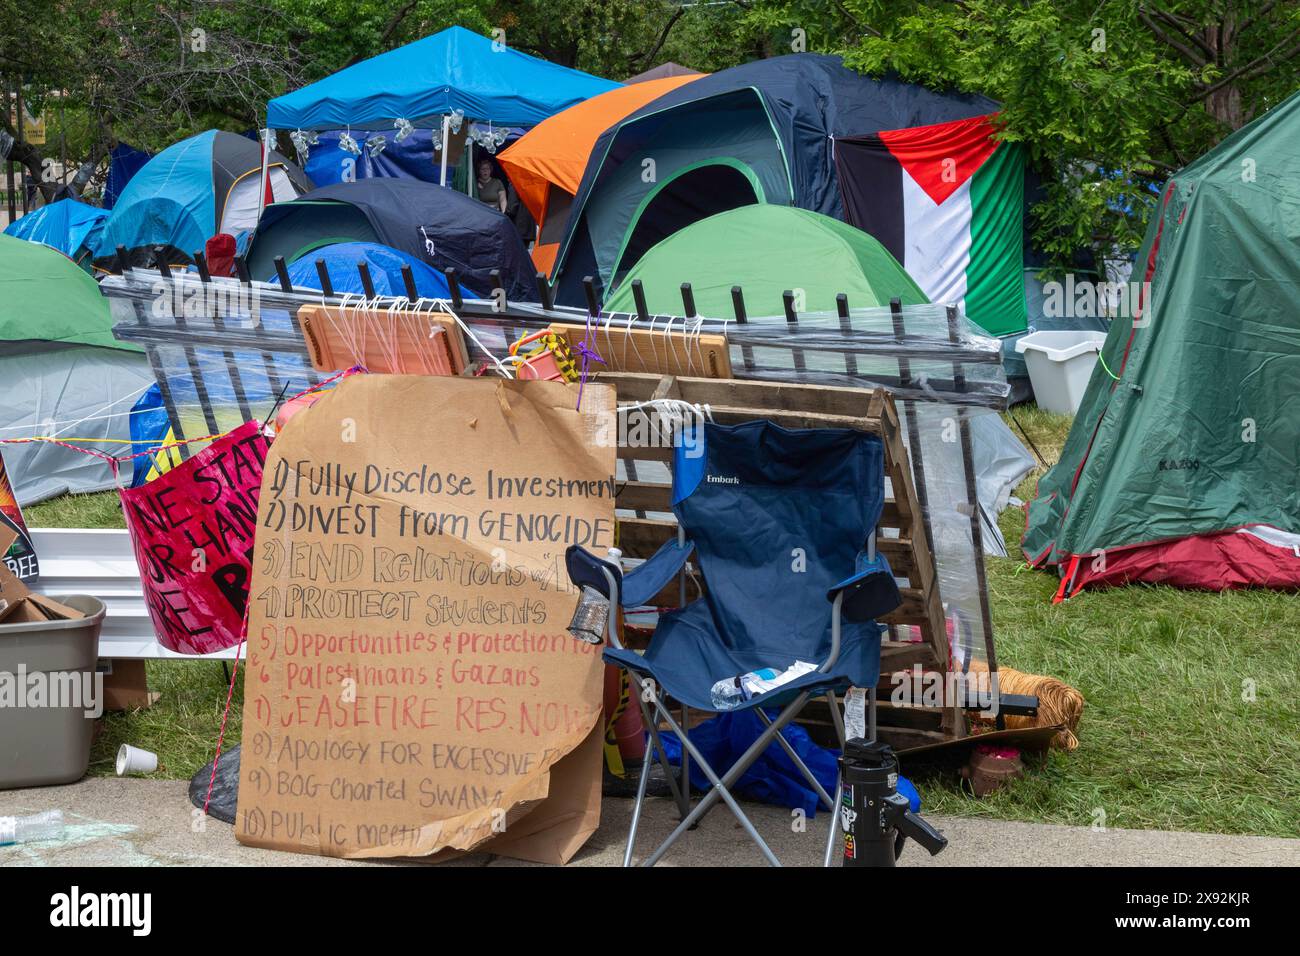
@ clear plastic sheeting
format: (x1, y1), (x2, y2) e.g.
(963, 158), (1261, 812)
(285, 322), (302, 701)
(902, 402), (997, 675)
(100, 269), (1015, 697)
(717, 305), (1009, 409)
(102, 278), (333, 460)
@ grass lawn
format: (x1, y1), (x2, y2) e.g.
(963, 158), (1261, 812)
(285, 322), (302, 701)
(25, 406), (1300, 838)
(916, 406), (1300, 838)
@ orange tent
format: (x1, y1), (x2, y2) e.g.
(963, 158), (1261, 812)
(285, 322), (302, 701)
(498, 73), (701, 276)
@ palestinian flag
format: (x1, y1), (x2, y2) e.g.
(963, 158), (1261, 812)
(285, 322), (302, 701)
(835, 114), (1026, 336)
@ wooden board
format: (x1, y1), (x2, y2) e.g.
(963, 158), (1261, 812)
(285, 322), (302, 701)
(595, 371), (969, 744)
(296, 303), (468, 374)
(551, 321), (732, 379)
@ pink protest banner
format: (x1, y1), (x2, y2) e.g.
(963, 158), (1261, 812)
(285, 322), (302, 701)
(121, 420), (271, 653)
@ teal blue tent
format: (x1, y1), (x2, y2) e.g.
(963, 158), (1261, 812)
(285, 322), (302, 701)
(267, 26), (619, 130)
(94, 130), (311, 263)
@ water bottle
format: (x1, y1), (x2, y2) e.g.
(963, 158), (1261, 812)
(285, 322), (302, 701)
(567, 585), (610, 644)
(710, 661), (818, 710)
(0, 809), (65, 846)
(710, 667), (781, 709)
(565, 548), (622, 645)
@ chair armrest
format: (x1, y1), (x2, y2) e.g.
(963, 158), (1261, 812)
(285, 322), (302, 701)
(827, 553), (902, 623)
(565, 538), (695, 609)
(565, 545), (622, 599)
(620, 536), (695, 608)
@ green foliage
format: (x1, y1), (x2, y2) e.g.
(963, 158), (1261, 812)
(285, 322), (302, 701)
(5, 0), (1297, 262)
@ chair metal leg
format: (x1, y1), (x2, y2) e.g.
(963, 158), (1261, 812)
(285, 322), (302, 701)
(823, 691), (848, 867)
(823, 768), (843, 867)
(639, 686), (813, 867)
(642, 698), (781, 867)
(678, 702), (691, 820)
(624, 737), (653, 867)
(868, 686), (877, 743)
(635, 679), (687, 811)
(755, 708), (834, 811)
(827, 690), (848, 749)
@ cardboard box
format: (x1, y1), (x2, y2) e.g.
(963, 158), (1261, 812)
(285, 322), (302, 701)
(0, 527), (84, 624)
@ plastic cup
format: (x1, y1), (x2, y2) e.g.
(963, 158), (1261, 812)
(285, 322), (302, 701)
(115, 744), (158, 776)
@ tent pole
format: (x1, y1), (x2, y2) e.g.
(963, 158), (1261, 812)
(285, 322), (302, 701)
(256, 124), (271, 225)
(439, 114), (450, 187)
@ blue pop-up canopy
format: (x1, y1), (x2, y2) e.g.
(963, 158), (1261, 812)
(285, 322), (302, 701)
(267, 26), (619, 131)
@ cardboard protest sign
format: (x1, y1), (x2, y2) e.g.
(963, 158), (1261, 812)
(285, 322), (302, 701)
(236, 375), (615, 861)
(120, 420), (271, 654)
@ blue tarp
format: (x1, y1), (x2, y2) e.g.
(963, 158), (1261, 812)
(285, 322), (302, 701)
(274, 241), (452, 298)
(658, 710), (921, 817)
(103, 143), (151, 210)
(128, 383), (171, 487)
(305, 130), (440, 186)
(267, 26), (619, 130)
(304, 126), (524, 186)
(4, 199), (108, 259)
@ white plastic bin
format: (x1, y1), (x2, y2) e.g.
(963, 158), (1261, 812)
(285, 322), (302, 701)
(1015, 331), (1108, 415)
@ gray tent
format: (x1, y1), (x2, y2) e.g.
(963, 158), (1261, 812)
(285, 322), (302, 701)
(626, 62), (697, 84)
(0, 235), (152, 504)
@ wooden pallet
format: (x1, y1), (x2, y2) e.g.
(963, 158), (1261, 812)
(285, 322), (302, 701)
(595, 371), (967, 748)
(550, 321), (732, 379)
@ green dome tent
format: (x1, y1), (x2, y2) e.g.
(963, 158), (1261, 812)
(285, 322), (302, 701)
(1023, 88), (1300, 597)
(0, 235), (131, 350)
(604, 205), (927, 318)
(0, 235), (152, 503)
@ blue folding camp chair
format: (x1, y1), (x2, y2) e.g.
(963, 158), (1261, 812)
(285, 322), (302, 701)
(567, 417), (903, 866)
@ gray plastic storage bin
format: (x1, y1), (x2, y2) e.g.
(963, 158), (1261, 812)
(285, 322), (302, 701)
(0, 595), (105, 789)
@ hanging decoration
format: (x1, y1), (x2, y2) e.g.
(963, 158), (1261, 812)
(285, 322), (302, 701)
(338, 130), (361, 156)
(365, 133), (388, 157)
(469, 121), (509, 154)
(432, 109), (466, 153)
(393, 117), (414, 142)
(289, 129), (318, 164)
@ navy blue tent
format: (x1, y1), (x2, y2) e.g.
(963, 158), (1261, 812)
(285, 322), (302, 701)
(551, 53), (996, 302)
(273, 241), (451, 298)
(246, 179), (535, 301)
(267, 26), (618, 130)
(103, 143), (151, 210)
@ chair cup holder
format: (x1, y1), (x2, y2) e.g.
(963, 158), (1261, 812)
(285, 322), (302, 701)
(843, 571), (902, 621)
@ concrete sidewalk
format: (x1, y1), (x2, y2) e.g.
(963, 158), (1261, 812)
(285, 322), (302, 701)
(1, 778), (1296, 866)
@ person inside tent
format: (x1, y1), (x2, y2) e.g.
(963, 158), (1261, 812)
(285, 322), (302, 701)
(475, 158), (508, 213)
(505, 181), (535, 250)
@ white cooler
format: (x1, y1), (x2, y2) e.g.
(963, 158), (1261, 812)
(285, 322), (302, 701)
(1015, 330), (1108, 415)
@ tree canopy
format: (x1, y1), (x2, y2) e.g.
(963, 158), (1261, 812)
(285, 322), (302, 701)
(2, 0), (1297, 267)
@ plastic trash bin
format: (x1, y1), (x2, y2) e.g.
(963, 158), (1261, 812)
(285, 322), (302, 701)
(0, 595), (105, 789)
(1015, 330), (1108, 415)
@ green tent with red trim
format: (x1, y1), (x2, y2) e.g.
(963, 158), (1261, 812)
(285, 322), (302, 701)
(1022, 88), (1300, 597)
